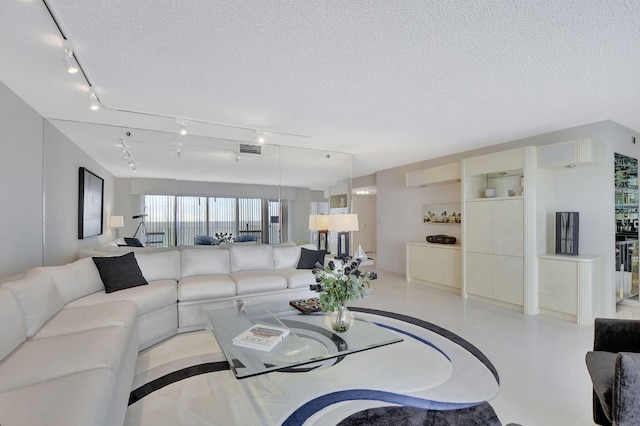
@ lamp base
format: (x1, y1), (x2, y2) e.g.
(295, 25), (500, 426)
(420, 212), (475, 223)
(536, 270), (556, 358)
(336, 231), (350, 259)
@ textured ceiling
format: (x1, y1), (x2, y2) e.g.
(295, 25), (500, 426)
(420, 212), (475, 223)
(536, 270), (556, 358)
(2, 0), (640, 182)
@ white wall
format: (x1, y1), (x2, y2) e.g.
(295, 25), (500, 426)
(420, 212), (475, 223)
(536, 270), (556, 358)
(0, 82), (44, 278)
(43, 121), (116, 266)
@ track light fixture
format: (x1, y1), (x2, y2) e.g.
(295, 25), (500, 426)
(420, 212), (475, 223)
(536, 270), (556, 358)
(235, 153), (242, 162)
(62, 40), (78, 74)
(255, 130), (266, 144)
(176, 118), (188, 136)
(89, 87), (100, 111)
(121, 140), (138, 172)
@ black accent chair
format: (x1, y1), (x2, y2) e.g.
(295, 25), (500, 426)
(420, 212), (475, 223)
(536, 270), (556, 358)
(586, 318), (640, 425)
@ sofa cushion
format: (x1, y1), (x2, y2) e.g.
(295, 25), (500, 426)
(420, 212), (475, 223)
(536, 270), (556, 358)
(297, 247), (326, 269)
(0, 326), (131, 393)
(0, 369), (117, 426)
(586, 350), (617, 421)
(65, 279), (177, 316)
(92, 252), (148, 294)
(178, 275), (237, 301)
(136, 250), (181, 282)
(181, 248), (230, 278)
(229, 245), (274, 272)
(0, 288), (27, 362)
(48, 257), (104, 303)
(231, 271), (287, 295)
(273, 246), (302, 270)
(2, 267), (65, 338)
(277, 268), (316, 289)
(34, 301), (137, 340)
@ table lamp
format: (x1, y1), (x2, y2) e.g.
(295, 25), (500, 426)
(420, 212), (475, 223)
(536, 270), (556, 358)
(329, 214), (359, 258)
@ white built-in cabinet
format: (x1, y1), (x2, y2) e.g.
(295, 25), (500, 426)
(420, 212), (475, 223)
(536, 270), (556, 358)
(465, 198), (524, 305)
(463, 147), (532, 310)
(405, 162), (461, 187)
(406, 243), (461, 290)
(538, 138), (601, 169)
(538, 255), (604, 325)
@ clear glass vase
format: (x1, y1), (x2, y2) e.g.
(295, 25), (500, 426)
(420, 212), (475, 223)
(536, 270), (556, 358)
(331, 304), (353, 333)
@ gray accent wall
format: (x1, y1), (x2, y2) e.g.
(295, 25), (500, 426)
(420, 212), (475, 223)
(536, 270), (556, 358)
(43, 121), (115, 266)
(0, 82), (44, 278)
(0, 82), (117, 279)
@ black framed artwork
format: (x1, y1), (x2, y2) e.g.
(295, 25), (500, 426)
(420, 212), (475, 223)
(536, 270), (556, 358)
(78, 167), (104, 239)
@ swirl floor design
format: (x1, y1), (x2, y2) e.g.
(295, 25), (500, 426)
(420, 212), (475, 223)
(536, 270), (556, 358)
(126, 308), (501, 426)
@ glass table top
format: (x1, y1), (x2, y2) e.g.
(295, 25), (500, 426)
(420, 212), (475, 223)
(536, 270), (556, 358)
(205, 301), (403, 379)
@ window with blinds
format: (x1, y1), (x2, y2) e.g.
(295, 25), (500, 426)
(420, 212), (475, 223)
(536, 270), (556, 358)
(143, 195), (287, 246)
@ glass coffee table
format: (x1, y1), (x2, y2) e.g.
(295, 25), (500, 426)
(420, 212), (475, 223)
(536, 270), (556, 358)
(205, 300), (403, 379)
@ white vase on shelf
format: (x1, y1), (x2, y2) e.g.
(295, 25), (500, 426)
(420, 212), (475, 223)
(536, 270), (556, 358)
(512, 176), (524, 196)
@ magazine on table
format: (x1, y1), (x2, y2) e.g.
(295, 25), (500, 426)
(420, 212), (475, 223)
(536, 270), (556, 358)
(232, 324), (290, 351)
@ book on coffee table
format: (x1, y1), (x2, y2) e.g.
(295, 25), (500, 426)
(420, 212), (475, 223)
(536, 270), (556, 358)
(232, 324), (290, 351)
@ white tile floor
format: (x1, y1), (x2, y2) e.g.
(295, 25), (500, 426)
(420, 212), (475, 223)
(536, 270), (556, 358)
(128, 267), (599, 425)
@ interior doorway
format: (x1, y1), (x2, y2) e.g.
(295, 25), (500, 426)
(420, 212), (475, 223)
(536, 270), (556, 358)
(351, 195), (376, 256)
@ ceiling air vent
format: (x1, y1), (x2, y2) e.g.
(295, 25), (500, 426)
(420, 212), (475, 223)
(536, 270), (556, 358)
(238, 143), (262, 156)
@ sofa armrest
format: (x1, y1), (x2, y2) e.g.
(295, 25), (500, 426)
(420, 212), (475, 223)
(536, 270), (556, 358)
(594, 318), (640, 352)
(614, 352), (640, 425)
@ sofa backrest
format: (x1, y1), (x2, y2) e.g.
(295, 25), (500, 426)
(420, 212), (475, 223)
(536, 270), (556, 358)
(0, 287), (27, 362)
(272, 245), (302, 269)
(48, 257), (104, 304)
(181, 248), (231, 277)
(1, 267), (64, 338)
(229, 244), (274, 272)
(135, 250), (181, 282)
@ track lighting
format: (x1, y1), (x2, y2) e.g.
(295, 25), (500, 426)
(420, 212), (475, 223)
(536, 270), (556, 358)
(121, 140), (138, 172)
(62, 40), (78, 74)
(177, 118), (188, 136)
(255, 130), (265, 144)
(235, 153), (242, 162)
(89, 87), (100, 111)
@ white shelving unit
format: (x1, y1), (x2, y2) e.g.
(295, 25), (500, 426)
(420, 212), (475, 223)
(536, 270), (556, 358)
(462, 147), (536, 312)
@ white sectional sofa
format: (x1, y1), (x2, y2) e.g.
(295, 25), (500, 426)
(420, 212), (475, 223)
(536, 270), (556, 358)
(0, 243), (320, 426)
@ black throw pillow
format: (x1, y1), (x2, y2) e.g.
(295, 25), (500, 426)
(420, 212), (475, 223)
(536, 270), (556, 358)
(92, 252), (148, 293)
(297, 248), (327, 269)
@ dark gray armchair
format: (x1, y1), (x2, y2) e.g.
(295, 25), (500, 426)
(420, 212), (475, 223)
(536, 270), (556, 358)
(586, 318), (640, 425)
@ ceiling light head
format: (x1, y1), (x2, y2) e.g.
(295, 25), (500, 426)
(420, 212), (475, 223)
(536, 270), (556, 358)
(255, 130), (265, 144)
(62, 40), (78, 74)
(177, 118), (188, 136)
(235, 153), (242, 162)
(89, 87), (100, 111)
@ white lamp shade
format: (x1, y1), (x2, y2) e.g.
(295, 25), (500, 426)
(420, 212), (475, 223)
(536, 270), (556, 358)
(110, 215), (124, 228)
(309, 214), (330, 231)
(328, 214), (359, 232)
